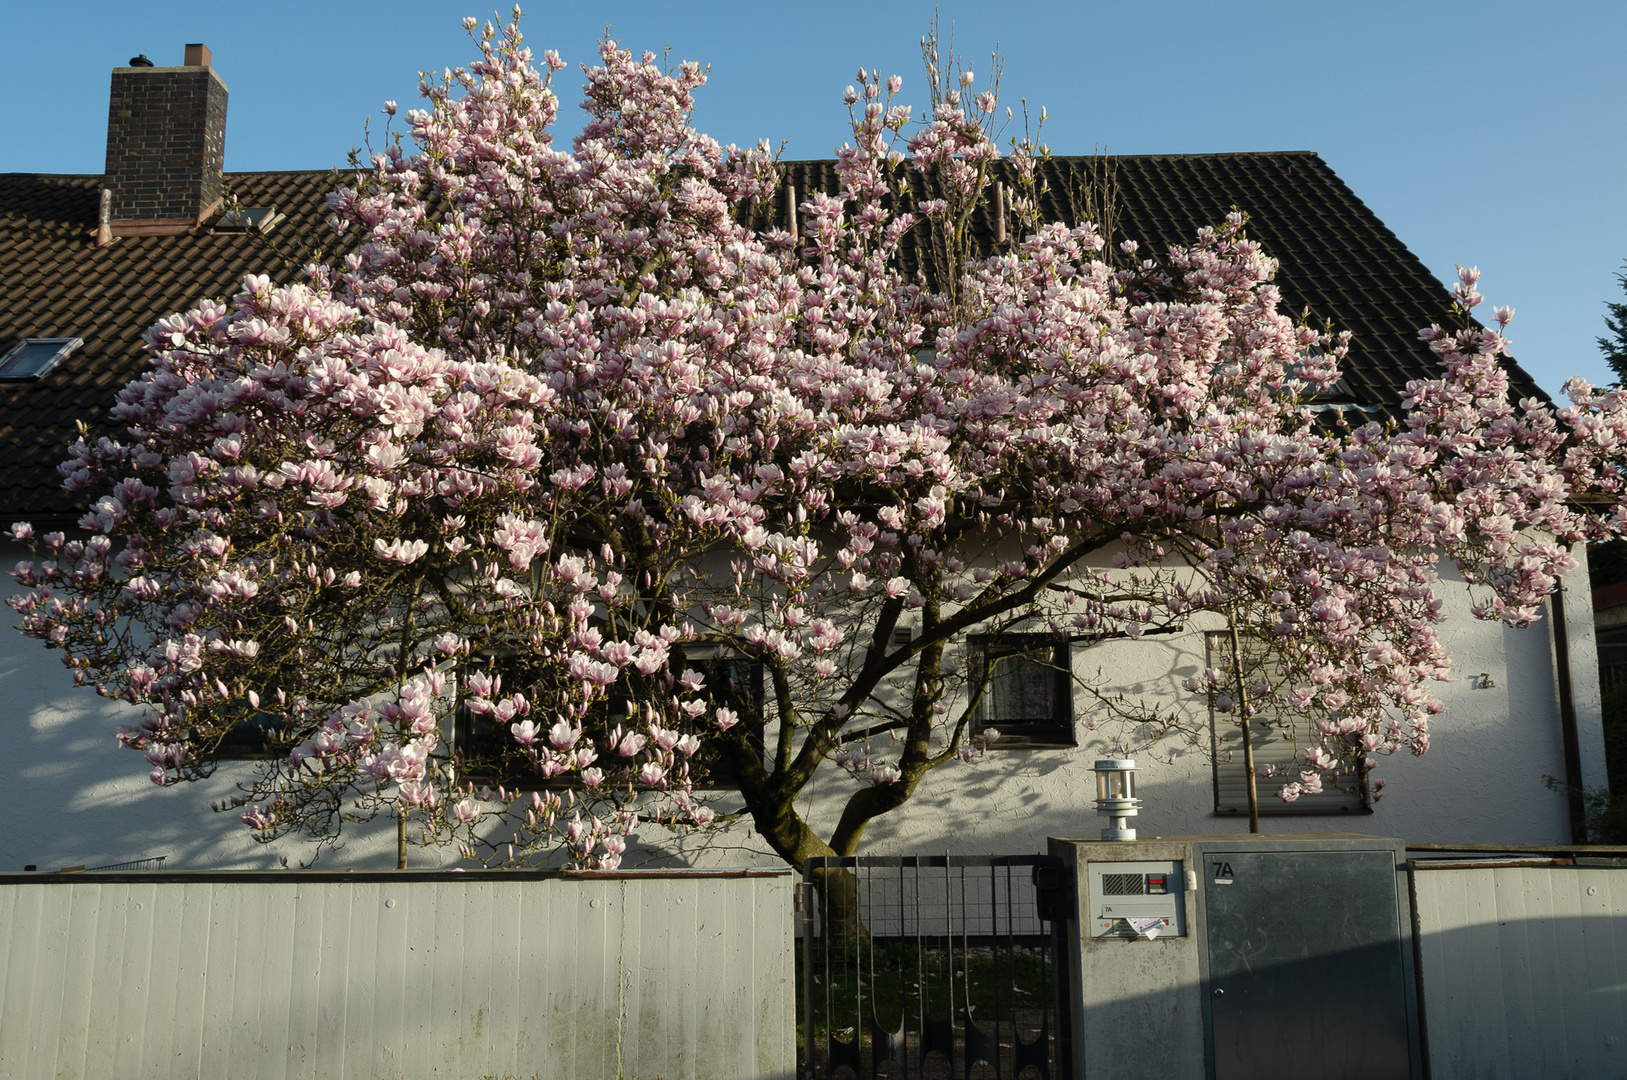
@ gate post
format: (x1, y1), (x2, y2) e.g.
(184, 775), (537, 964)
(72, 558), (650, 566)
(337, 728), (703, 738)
(1050, 836), (1206, 1080)
(1035, 858), (1078, 1080)
(798, 867), (816, 1080)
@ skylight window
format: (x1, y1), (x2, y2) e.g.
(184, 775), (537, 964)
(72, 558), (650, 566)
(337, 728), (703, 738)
(214, 207), (283, 234)
(0, 337), (81, 380)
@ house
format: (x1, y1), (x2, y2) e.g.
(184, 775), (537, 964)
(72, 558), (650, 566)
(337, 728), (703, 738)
(0, 45), (1609, 872)
(1594, 580), (1627, 691)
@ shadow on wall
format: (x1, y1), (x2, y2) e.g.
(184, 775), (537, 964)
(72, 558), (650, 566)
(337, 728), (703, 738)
(614, 721), (1584, 872)
(1, 679), (287, 871)
(0, 543), (1583, 873)
(0, 605), (411, 871)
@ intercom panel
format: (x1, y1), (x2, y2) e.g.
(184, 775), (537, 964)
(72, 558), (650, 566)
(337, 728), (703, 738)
(1086, 860), (1186, 938)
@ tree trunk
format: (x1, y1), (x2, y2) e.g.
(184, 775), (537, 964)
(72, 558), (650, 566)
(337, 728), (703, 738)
(746, 791), (869, 938)
(1227, 619), (1262, 833)
(811, 864), (868, 940)
(1240, 715), (1260, 834)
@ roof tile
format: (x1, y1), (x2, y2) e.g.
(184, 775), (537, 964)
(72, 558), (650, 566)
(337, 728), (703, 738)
(0, 153), (1540, 522)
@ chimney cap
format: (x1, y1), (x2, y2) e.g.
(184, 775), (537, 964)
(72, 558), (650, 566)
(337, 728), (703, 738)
(183, 43), (211, 67)
(128, 54), (154, 67)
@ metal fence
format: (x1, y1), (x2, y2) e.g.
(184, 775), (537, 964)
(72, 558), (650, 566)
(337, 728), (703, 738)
(799, 855), (1070, 1080)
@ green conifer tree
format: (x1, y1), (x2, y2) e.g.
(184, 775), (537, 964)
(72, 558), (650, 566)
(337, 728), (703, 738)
(1600, 264), (1627, 384)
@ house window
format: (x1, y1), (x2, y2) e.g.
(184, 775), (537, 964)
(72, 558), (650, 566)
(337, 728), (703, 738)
(0, 337), (81, 380)
(682, 653), (766, 788)
(454, 649), (765, 789)
(1205, 632), (1367, 815)
(971, 635), (1075, 747)
(452, 649), (551, 774)
(213, 206), (283, 233)
(209, 705), (286, 759)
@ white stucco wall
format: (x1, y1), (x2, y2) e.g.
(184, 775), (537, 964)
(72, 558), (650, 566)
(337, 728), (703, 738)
(660, 557), (1602, 867)
(0, 541), (416, 872)
(0, 540), (1607, 873)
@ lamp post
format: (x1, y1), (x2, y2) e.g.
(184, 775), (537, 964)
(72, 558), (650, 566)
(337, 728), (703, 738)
(1094, 758), (1139, 841)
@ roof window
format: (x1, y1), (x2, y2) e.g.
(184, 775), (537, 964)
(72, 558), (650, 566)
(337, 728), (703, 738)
(0, 338), (82, 380)
(214, 206), (283, 234)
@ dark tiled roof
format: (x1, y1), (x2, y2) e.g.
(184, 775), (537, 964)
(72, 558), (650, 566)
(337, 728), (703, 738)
(0, 170), (340, 523)
(0, 152), (1542, 522)
(779, 152), (1544, 413)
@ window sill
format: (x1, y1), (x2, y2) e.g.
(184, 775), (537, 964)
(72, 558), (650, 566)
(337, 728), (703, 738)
(1212, 804), (1372, 817)
(984, 738), (1078, 750)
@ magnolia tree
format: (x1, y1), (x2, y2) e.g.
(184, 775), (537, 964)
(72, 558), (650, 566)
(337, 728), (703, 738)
(13, 14), (1627, 880)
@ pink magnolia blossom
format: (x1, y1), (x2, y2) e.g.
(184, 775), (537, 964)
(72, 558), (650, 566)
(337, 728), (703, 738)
(12, 12), (1626, 875)
(374, 539), (429, 564)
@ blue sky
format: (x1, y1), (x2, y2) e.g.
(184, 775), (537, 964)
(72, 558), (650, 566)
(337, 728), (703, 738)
(8, 0), (1622, 398)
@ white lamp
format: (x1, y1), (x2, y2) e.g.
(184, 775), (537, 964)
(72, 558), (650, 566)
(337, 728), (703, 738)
(1094, 758), (1139, 841)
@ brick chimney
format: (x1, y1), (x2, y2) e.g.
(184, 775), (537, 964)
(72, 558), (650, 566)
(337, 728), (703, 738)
(99, 43), (227, 241)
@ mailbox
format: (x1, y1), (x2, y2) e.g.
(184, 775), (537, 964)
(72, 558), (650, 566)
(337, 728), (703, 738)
(1086, 859), (1186, 938)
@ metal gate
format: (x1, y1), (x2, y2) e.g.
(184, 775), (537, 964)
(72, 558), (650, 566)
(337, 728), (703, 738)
(799, 855), (1072, 1080)
(1201, 848), (1414, 1080)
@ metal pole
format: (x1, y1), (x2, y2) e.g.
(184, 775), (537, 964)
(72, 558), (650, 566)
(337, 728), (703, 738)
(801, 872), (817, 1080)
(1406, 859), (1433, 1080)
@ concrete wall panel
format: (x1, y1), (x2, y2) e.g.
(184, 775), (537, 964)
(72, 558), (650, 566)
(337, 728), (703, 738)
(0, 870), (794, 1080)
(1412, 862), (1627, 1079)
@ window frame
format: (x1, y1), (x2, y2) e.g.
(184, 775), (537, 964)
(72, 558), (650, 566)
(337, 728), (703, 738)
(213, 206), (284, 234)
(205, 703), (288, 760)
(0, 337), (82, 380)
(969, 633), (1076, 749)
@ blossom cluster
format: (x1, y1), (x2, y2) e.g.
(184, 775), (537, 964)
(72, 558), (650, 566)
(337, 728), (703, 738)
(13, 12), (1627, 866)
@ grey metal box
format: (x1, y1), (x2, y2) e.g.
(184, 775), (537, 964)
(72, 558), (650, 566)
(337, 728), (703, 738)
(1050, 834), (1422, 1080)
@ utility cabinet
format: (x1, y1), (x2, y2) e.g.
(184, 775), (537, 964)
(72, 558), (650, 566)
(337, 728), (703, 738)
(1049, 834), (1422, 1080)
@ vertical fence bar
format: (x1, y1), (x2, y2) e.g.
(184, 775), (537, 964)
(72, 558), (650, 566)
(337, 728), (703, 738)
(1003, 860), (1013, 1077)
(992, 861), (1004, 1079)
(916, 858), (930, 1077)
